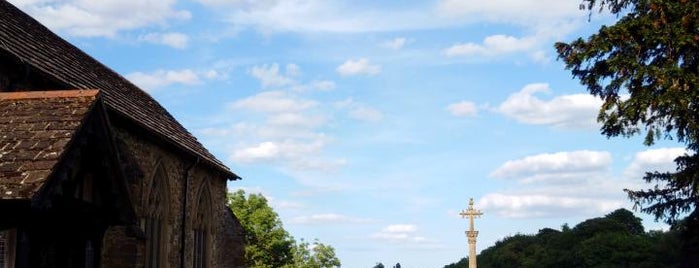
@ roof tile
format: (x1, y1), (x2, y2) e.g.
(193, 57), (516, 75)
(0, 1), (238, 179)
(0, 90), (98, 199)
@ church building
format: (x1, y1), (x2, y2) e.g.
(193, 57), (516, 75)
(0, 1), (245, 267)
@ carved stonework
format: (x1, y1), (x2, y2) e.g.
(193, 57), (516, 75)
(460, 198), (482, 268)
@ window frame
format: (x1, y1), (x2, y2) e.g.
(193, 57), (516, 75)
(192, 182), (213, 268)
(143, 162), (170, 268)
(0, 229), (16, 268)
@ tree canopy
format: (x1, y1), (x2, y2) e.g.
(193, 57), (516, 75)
(556, 0), (699, 223)
(228, 190), (341, 268)
(555, 0), (699, 263)
(444, 208), (680, 268)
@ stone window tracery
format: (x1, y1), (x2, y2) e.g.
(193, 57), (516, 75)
(142, 163), (169, 268)
(193, 182), (212, 268)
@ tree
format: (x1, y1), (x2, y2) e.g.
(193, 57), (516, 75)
(228, 190), (341, 268)
(373, 262), (385, 268)
(448, 208), (680, 268)
(555, 1), (699, 264)
(292, 239), (341, 268)
(228, 190), (295, 267)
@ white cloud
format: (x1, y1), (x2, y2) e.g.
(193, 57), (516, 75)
(231, 138), (326, 164)
(370, 224), (442, 248)
(447, 100), (478, 117)
(336, 58), (381, 76)
(381, 37), (408, 49)
(530, 50), (550, 64)
(435, 0), (583, 25)
(444, 34), (537, 57)
(10, 0), (191, 37)
(372, 224), (421, 242)
(138, 32), (189, 49)
(229, 91), (317, 113)
(490, 150), (611, 183)
(291, 80), (336, 92)
(334, 98), (383, 123)
(309, 80), (336, 91)
(498, 83), (602, 129)
(249, 63), (296, 88)
(195, 0), (436, 33)
(624, 147), (687, 179)
(193, 0), (585, 35)
(479, 193), (624, 218)
(126, 69), (201, 91)
(289, 213), (375, 225)
(383, 224), (417, 233)
(219, 89), (345, 171)
(479, 148), (680, 219)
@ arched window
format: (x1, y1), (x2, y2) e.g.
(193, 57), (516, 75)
(193, 182), (212, 268)
(142, 163), (169, 268)
(0, 229), (15, 268)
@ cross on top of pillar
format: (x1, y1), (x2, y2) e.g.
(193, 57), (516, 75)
(460, 198), (483, 268)
(460, 198), (483, 221)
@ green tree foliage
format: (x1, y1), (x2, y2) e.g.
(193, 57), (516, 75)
(228, 190), (341, 268)
(555, 0), (699, 263)
(444, 209), (681, 268)
(443, 257), (467, 268)
(292, 239), (341, 268)
(372, 262), (385, 268)
(228, 190), (295, 267)
(556, 0), (699, 228)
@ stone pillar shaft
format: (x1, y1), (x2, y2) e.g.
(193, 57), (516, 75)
(460, 198), (482, 268)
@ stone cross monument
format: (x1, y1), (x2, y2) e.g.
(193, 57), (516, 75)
(459, 198), (483, 268)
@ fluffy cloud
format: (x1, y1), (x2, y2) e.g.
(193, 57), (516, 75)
(369, 224), (444, 249)
(435, 0), (582, 24)
(336, 58), (381, 76)
(444, 34), (537, 57)
(10, 0), (190, 37)
(490, 150), (612, 183)
(624, 147), (687, 179)
(216, 81), (344, 171)
(480, 149), (636, 218)
(231, 138), (326, 163)
(371, 224), (423, 242)
(138, 32), (189, 49)
(194, 0), (432, 33)
(126, 69), (202, 91)
(229, 91), (317, 113)
(289, 213), (375, 225)
(334, 98), (383, 123)
(249, 63), (298, 88)
(479, 193), (624, 218)
(381, 37), (408, 49)
(498, 83), (602, 129)
(438, 0), (584, 61)
(447, 100), (478, 117)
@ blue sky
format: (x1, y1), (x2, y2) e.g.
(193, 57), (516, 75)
(10, 0), (688, 267)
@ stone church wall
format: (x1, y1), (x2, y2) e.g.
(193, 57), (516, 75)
(100, 125), (244, 268)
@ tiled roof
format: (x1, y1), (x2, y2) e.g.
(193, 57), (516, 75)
(0, 0), (238, 180)
(0, 90), (98, 199)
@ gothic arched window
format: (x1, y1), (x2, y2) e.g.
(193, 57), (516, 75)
(142, 163), (170, 268)
(193, 182), (212, 268)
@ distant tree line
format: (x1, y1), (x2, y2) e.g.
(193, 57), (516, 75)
(444, 209), (681, 268)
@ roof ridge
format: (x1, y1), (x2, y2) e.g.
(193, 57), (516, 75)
(0, 0), (239, 180)
(0, 89), (99, 100)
